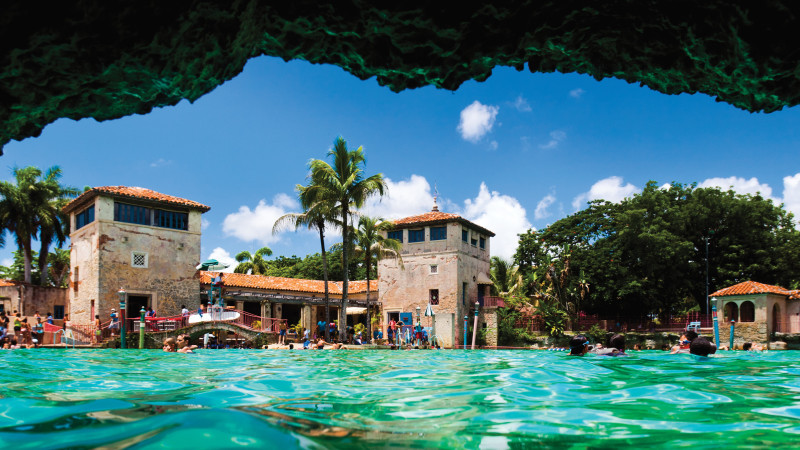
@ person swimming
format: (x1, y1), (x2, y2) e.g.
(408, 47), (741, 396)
(568, 335), (590, 356)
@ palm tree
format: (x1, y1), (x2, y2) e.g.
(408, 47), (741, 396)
(32, 167), (78, 286)
(234, 247), (273, 275)
(48, 247), (71, 287)
(0, 167), (41, 283)
(490, 256), (524, 298)
(304, 137), (387, 340)
(354, 215), (403, 341)
(273, 190), (340, 340)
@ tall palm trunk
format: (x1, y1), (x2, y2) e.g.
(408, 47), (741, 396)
(21, 239), (33, 284)
(38, 231), (52, 286)
(318, 222), (331, 341)
(365, 251), (372, 342)
(339, 205), (349, 341)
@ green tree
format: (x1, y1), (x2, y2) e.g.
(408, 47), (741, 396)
(354, 215), (402, 339)
(515, 181), (800, 319)
(274, 193), (340, 339)
(0, 167), (41, 283)
(490, 257), (524, 298)
(304, 137), (387, 340)
(234, 247), (273, 275)
(32, 166), (78, 286)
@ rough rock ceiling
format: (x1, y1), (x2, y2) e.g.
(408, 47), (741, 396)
(2, 1), (799, 153)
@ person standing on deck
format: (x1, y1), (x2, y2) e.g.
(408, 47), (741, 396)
(109, 309), (119, 336)
(93, 315), (102, 343)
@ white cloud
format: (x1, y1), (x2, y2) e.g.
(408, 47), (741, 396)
(201, 218), (210, 231)
(461, 183), (532, 259)
(222, 193), (299, 244)
(457, 101), (499, 143)
(512, 95), (532, 112)
(534, 194), (556, 220)
(207, 247), (237, 273)
(570, 88), (585, 99)
(698, 176), (775, 200)
(1, 258), (12, 267)
(150, 158), (172, 168)
(783, 173), (800, 220)
(539, 130), (566, 150)
(572, 176), (640, 210)
(363, 175), (436, 220)
(489, 140), (499, 151)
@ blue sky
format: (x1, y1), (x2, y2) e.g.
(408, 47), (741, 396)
(2, 56), (799, 269)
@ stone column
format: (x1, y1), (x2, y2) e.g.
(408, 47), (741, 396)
(235, 300), (244, 311)
(303, 304), (312, 333)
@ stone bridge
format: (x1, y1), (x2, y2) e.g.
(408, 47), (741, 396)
(122, 321), (277, 348)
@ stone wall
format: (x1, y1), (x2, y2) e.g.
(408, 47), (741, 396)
(718, 321), (767, 346)
(481, 309), (498, 346)
(0, 284), (68, 317)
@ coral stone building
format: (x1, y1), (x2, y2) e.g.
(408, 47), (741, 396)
(63, 186), (209, 324)
(198, 271), (376, 332)
(377, 204), (496, 347)
(711, 281), (800, 345)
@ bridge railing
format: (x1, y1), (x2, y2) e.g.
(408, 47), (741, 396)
(121, 310), (286, 334)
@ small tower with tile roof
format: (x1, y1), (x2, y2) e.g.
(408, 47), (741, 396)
(63, 186), (210, 324)
(377, 201), (496, 348)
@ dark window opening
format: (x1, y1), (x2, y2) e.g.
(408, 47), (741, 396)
(114, 202), (188, 230)
(430, 289), (439, 305)
(408, 229), (425, 243)
(479, 237), (486, 249)
(740, 301), (755, 322)
(115, 202), (152, 226)
(75, 205), (95, 229)
(388, 230), (403, 242)
(54, 305), (65, 320)
(462, 230), (468, 242)
(430, 226), (447, 241)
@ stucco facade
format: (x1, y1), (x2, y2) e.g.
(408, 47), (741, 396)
(378, 208), (495, 348)
(65, 187), (208, 324)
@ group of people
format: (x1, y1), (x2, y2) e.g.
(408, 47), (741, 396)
(0, 310), (53, 349)
(386, 318), (429, 347)
(568, 333), (630, 357)
(567, 330), (764, 357)
(162, 333), (198, 353)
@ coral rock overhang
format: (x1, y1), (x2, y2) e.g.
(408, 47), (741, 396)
(3, 2), (800, 153)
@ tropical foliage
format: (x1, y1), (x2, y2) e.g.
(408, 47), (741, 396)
(234, 247), (273, 275)
(513, 181), (800, 318)
(354, 215), (403, 338)
(0, 166), (77, 285)
(302, 137), (387, 339)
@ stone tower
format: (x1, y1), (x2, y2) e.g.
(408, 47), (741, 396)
(377, 203), (495, 348)
(63, 186), (209, 324)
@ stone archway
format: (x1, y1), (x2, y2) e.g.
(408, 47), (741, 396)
(724, 302), (739, 323)
(772, 303), (781, 334)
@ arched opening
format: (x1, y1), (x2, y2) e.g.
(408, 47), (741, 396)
(724, 302), (739, 322)
(740, 301), (755, 322)
(772, 303), (781, 333)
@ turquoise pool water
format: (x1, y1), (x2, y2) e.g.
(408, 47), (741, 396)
(1, 349), (800, 448)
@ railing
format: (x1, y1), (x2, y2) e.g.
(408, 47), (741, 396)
(122, 310), (286, 335)
(515, 312), (716, 334)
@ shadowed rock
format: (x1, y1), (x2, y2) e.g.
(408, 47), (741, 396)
(2, 1), (799, 152)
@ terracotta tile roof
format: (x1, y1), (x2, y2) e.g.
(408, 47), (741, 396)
(199, 271), (377, 295)
(0, 279), (22, 287)
(63, 186), (210, 213)
(710, 281), (791, 297)
(392, 209), (495, 237)
(789, 290), (800, 301)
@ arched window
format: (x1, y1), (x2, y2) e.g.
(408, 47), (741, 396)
(724, 302), (739, 322)
(740, 301), (755, 322)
